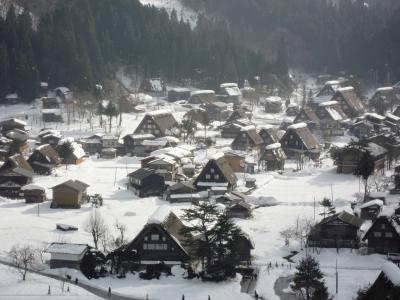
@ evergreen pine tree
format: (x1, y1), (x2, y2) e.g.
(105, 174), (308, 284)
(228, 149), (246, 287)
(319, 198), (336, 219)
(291, 256), (330, 300)
(0, 42), (10, 100)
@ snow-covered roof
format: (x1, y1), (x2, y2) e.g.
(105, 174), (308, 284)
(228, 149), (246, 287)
(326, 80), (340, 85)
(170, 193), (201, 199)
(360, 199), (384, 209)
(224, 87), (241, 97)
(21, 184), (45, 192)
(366, 143), (387, 157)
(318, 100), (339, 107)
(288, 122), (307, 130)
(147, 206), (171, 225)
(265, 96), (282, 103)
(177, 144), (196, 152)
(337, 86), (354, 92)
(265, 143), (281, 150)
(147, 109), (172, 117)
(72, 142), (85, 159)
(0, 118), (27, 126)
(142, 140), (168, 147)
(365, 113), (386, 121)
(376, 87), (393, 92)
(5, 93), (18, 99)
(325, 107), (344, 121)
(42, 109), (62, 115)
(191, 90), (215, 96)
(46, 243), (88, 255)
(197, 182), (229, 187)
(240, 125), (256, 132)
(386, 113), (400, 122)
(156, 136), (180, 144)
(210, 152), (225, 160)
(220, 83), (238, 88)
(382, 262), (400, 286)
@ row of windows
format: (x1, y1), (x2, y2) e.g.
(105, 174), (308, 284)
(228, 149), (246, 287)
(139, 129), (160, 134)
(205, 174), (220, 180)
(144, 234), (166, 242)
(143, 243), (168, 250)
(373, 232), (393, 238)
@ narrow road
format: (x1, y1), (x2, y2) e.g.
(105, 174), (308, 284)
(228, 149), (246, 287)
(273, 276), (298, 300)
(0, 260), (142, 300)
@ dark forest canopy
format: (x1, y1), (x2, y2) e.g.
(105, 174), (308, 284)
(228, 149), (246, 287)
(0, 0), (277, 102)
(183, 0), (400, 82)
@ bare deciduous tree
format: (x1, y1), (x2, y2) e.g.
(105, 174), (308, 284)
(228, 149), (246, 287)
(84, 210), (108, 249)
(114, 219), (127, 248)
(280, 227), (295, 247)
(35, 242), (48, 265)
(8, 245), (36, 280)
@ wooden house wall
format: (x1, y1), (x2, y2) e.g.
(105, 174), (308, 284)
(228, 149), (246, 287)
(52, 186), (82, 208)
(364, 218), (400, 254)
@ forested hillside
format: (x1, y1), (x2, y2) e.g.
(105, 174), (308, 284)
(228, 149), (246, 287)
(183, 0), (400, 82)
(0, 0), (274, 102)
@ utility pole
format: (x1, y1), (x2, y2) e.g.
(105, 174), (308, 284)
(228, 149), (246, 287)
(313, 196), (316, 220)
(336, 262), (339, 293)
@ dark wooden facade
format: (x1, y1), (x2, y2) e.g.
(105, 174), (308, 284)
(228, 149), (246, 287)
(231, 127), (263, 152)
(134, 112), (178, 138)
(362, 216), (400, 254)
(308, 211), (363, 248)
(194, 156), (237, 191)
(123, 222), (190, 265)
(127, 168), (165, 198)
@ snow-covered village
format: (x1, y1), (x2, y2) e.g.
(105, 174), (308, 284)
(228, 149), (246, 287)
(1, 0), (400, 300)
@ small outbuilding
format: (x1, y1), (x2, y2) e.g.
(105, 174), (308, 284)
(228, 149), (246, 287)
(21, 184), (46, 203)
(46, 243), (90, 269)
(51, 180), (89, 208)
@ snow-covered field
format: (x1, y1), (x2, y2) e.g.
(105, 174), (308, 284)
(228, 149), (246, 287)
(0, 264), (101, 299)
(0, 97), (391, 299)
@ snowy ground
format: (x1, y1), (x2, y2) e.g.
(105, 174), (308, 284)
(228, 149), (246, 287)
(0, 96), (393, 299)
(0, 264), (101, 299)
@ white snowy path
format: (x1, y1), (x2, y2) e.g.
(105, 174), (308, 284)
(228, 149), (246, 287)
(0, 264), (101, 299)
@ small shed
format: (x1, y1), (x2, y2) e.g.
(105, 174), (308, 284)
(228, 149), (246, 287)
(5, 93), (19, 105)
(51, 180), (89, 208)
(46, 243), (89, 269)
(21, 184), (46, 203)
(167, 88), (191, 102)
(100, 148), (117, 159)
(245, 177), (256, 188)
(264, 97), (282, 113)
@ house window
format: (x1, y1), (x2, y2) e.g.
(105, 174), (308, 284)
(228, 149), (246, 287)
(205, 174), (211, 180)
(162, 236), (166, 241)
(151, 234), (159, 241)
(143, 243), (168, 250)
(381, 224), (386, 230)
(144, 236), (148, 241)
(385, 232), (393, 238)
(155, 129), (160, 134)
(373, 232), (382, 238)
(290, 135), (293, 140)
(210, 168), (215, 173)
(214, 174), (220, 180)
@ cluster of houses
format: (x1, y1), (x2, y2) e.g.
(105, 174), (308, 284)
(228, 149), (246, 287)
(4, 76), (400, 286)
